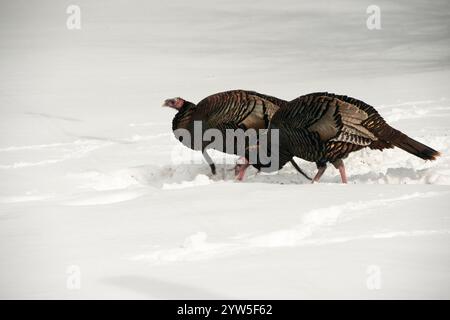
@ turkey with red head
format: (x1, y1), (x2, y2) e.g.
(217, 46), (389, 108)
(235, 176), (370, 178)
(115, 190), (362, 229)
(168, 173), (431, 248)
(163, 90), (310, 179)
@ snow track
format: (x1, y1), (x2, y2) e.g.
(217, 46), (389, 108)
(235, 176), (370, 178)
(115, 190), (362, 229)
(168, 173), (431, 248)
(132, 191), (449, 263)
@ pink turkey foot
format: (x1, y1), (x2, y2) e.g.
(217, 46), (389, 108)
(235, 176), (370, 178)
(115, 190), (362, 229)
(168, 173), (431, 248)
(337, 163), (348, 184)
(332, 159), (348, 184)
(234, 157), (250, 181)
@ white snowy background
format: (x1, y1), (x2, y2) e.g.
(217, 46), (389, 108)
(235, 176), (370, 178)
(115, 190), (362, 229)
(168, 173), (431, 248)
(0, 0), (449, 299)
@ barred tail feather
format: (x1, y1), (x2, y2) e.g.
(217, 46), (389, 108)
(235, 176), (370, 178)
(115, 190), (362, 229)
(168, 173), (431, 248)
(392, 134), (440, 161)
(374, 123), (440, 160)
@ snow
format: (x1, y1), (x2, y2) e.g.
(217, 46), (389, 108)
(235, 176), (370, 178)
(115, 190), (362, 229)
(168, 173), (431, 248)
(0, 0), (449, 299)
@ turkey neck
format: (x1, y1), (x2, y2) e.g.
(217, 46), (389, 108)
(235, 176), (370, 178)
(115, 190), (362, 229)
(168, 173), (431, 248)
(172, 101), (196, 131)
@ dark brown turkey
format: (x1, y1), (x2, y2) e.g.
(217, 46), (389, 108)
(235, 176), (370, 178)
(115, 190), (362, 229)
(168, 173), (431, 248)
(163, 90), (310, 178)
(236, 92), (440, 183)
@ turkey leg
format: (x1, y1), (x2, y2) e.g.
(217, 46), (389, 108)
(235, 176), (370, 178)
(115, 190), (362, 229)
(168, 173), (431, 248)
(332, 159), (348, 184)
(235, 157), (250, 181)
(312, 164), (327, 183)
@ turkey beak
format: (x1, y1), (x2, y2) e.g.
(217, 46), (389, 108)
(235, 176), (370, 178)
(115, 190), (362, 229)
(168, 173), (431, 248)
(162, 100), (170, 107)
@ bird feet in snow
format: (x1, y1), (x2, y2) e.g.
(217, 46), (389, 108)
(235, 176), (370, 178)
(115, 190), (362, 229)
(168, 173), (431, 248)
(312, 160), (348, 184)
(234, 157), (250, 181)
(312, 165), (327, 184)
(332, 159), (348, 184)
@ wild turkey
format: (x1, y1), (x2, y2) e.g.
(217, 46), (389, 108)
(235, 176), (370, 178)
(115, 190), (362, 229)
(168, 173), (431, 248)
(163, 90), (311, 178)
(235, 92), (440, 183)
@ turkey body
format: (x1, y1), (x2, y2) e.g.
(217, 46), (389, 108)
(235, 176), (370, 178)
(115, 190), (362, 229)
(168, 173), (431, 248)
(171, 90), (286, 174)
(267, 92), (440, 182)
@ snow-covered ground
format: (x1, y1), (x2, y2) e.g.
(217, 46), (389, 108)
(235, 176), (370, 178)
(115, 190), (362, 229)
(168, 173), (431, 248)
(0, 0), (449, 299)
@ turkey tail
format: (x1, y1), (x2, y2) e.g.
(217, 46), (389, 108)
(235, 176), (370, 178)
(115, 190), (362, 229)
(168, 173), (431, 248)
(391, 133), (440, 160)
(383, 127), (441, 160)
